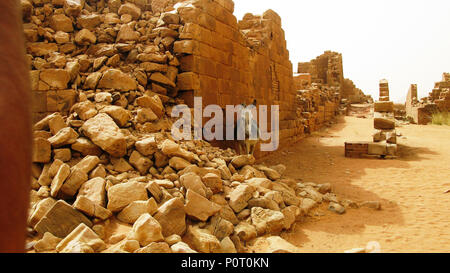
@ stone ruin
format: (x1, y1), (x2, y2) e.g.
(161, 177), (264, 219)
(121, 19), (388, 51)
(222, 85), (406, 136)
(297, 51), (371, 104)
(345, 79), (397, 159)
(22, 0), (373, 253)
(405, 73), (450, 125)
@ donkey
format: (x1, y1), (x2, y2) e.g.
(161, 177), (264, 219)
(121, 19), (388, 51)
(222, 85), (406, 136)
(235, 100), (260, 156)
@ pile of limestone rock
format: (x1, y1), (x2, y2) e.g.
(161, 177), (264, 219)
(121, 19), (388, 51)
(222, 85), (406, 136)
(30, 107), (345, 253)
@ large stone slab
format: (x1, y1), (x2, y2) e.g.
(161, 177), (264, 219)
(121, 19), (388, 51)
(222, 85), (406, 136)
(154, 197), (186, 237)
(34, 200), (93, 238)
(81, 113), (127, 157)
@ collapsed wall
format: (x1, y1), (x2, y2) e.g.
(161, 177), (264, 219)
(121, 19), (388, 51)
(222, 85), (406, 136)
(298, 51), (369, 104)
(405, 73), (449, 124)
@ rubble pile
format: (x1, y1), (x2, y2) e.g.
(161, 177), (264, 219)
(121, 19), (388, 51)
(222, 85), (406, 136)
(23, 0), (352, 253)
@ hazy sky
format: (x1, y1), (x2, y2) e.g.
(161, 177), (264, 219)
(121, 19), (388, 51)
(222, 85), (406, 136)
(234, 0), (450, 103)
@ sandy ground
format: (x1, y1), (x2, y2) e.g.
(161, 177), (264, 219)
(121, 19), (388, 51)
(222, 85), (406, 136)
(254, 113), (450, 253)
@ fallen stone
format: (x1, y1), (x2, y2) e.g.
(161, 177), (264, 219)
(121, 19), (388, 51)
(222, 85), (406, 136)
(48, 127), (79, 148)
(73, 196), (112, 220)
(34, 232), (62, 253)
(180, 172), (207, 197)
(100, 105), (130, 128)
(135, 242), (171, 253)
(250, 207), (285, 235)
(254, 236), (301, 253)
(186, 225), (221, 253)
(56, 223), (106, 253)
(78, 177), (106, 207)
(50, 163), (71, 197)
(231, 155), (256, 169)
(229, 184), (256, 213)
(154, 198), (186, 237)
(171, 242), (197, 253)
(107, 182), (148, 213)
(35, 200), (92, 238)
(71, 137), (102, 156)
(98, 69), (137, 92)
(81, 113), (127, 157)
(130, 213), (164, 247)
(184, 190), (221, 222)
(32, 138), (51, 163)
(328, 202), (346, 215)
(117, 198), (158, 224)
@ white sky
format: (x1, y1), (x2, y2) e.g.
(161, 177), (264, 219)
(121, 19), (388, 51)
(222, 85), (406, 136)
(234, 0), (450, 103)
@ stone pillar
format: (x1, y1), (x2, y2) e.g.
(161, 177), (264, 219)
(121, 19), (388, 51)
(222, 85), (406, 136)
(379, 79), (390, 101)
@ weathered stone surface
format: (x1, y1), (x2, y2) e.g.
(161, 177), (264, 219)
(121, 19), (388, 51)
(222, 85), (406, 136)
(100, 106), (130, 127)
(72, 101), (98, 121)
(50, 14), (73, 32)
(180, 172), (207, 197)
(186, 225), (221, 253)
(71, 137), (102, 156)
(35, 200), (92, 238)
(135, 242), (171, 253)
(28, 197), (57, 228)
(160, 139), (197, 162)
(107, 182), (148, 213)
(75, 29), (97, 45)
(135, 95), (165, 118)
(50, 163), (70, 197)
(231, 155), (256, 169)
(234, 221), (257, 242)
(374, 101), (394, 113)
(32, 138), (51, 163)
(253, 236), (301, 253)
(171, 242), (197, 253)
(40, 69), (70, 89)
(250, 207), (285, 235)
(130, 214), (164, 247)
(169, 157), (191, 170)
(202, 173), (223, 193)
(77, 177), (107, 207)
(129, 150), (152, 175)
(56, 223), (106, 253)
(374, 117), (395, 130)
(98, 69), (137, 92)
(72, 155), (100, 174)
(48, 127), (79, 148)
(53, 148), (71, 162)
(73, 196), (112, 220)
(154, 198), (186, 237)
(117, 198), (158, 224)
(34, 232), (62, 253)
(118, 3), (141, 20)
(59, 168), (88, 198)
(150, 72), (176, 88)
(135, 137), (157, 156)
(229, 184), (256, 213)
(81, 113), (127, 157)
(184, 190), (221, 222)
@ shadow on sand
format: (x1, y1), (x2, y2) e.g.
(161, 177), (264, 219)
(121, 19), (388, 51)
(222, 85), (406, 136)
(255, 116), (440, 248)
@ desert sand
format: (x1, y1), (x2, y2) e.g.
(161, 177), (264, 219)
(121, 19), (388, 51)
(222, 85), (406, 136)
(253, 115), (450, 253)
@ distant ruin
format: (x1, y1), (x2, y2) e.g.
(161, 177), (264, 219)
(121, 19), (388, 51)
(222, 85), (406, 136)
(405, 73), (450, 124)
